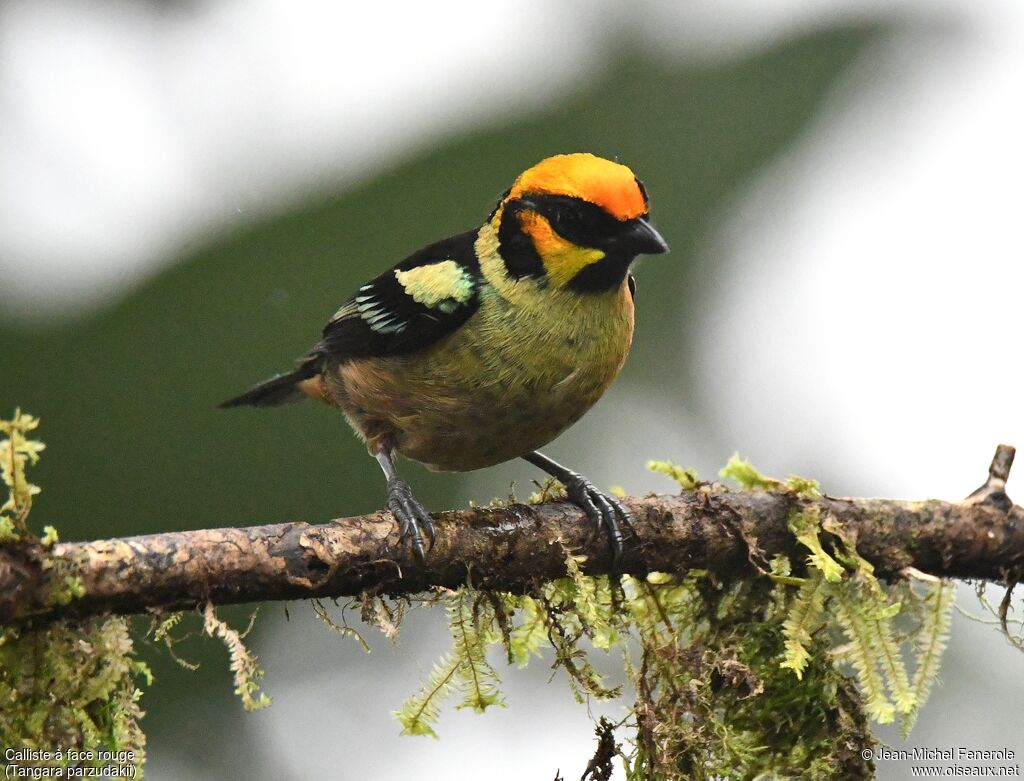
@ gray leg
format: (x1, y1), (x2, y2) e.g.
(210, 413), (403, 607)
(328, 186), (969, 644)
(375, 448), (435, 561)
(522, 451), (631, 566)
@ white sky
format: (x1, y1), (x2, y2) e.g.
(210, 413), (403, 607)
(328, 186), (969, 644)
(0, 0), (608, 318)
(701, 0), (1024, 497)
(1, 1), (1021, 779)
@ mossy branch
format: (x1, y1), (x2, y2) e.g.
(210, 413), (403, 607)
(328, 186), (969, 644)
(1, 446), (1021, 625)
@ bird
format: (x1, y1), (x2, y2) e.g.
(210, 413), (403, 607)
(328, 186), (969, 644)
(221, 152), (668, 564)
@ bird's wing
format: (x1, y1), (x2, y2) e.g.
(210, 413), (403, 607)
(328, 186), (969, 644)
(316, 229), (482, 361)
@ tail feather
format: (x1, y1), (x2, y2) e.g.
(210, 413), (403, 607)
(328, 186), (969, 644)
(220, 359), (321, 409)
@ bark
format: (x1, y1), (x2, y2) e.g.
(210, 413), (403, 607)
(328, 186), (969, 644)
(1, 446), (1021, 624)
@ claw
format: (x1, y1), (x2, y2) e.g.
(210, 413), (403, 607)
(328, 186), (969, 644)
(386, 477), (433, 562)
(564, 475), (632, 568)
(522, 451), (635, 567)
(424, 515), (437, 549)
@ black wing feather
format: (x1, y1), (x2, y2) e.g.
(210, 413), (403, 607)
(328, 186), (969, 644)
(316, 229), (481, 362)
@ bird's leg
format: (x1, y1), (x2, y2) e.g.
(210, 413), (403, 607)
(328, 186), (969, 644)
(374, 448), (435, 561)
(522, 451), (632, 566)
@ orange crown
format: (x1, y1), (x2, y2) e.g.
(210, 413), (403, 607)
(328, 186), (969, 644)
(506, 153), (648, 221)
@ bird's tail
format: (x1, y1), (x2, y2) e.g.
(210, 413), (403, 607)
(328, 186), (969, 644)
(219, 357), (321, 409)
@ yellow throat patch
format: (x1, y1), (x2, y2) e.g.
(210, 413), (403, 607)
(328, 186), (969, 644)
(516, 210), (606, 288)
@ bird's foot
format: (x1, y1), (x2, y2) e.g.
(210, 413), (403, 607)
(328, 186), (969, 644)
(562, 474), (633, 567)
(386, 478), (435, 562)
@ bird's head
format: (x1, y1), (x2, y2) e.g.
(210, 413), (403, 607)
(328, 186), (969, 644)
(489, 153), (668, 291)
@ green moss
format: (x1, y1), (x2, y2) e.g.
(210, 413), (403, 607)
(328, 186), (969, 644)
(0, 408), (45, 541)
(720, 452), (783, 491)
(391, 564), (877, 778)
(0, 411), (149, 776)
(48, 574), (87, 607)
(646, 460), (700, 491)
(720, 452), (822, 498)
(40, 525), (59, 547)
(388, 455), (954, 779)
(203, 603), (272, 712)
(0, 618), (149, 774)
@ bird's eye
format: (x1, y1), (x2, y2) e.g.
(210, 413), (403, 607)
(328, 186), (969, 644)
(527, 195), (607, 246)
(551, 204), (583, 232)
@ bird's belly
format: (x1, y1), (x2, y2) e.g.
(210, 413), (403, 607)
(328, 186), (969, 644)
(402, 369), (612, 471)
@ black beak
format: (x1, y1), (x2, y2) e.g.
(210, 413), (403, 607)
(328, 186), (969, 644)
(620, 218), (669, 255)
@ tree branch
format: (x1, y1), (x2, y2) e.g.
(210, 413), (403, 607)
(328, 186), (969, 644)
(2, 446), (1022, 624)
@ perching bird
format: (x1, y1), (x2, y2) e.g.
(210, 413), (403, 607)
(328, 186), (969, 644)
(221, 153), (668, 563)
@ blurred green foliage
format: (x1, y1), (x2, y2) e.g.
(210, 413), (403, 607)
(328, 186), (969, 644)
(0, 23), (884, 777)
